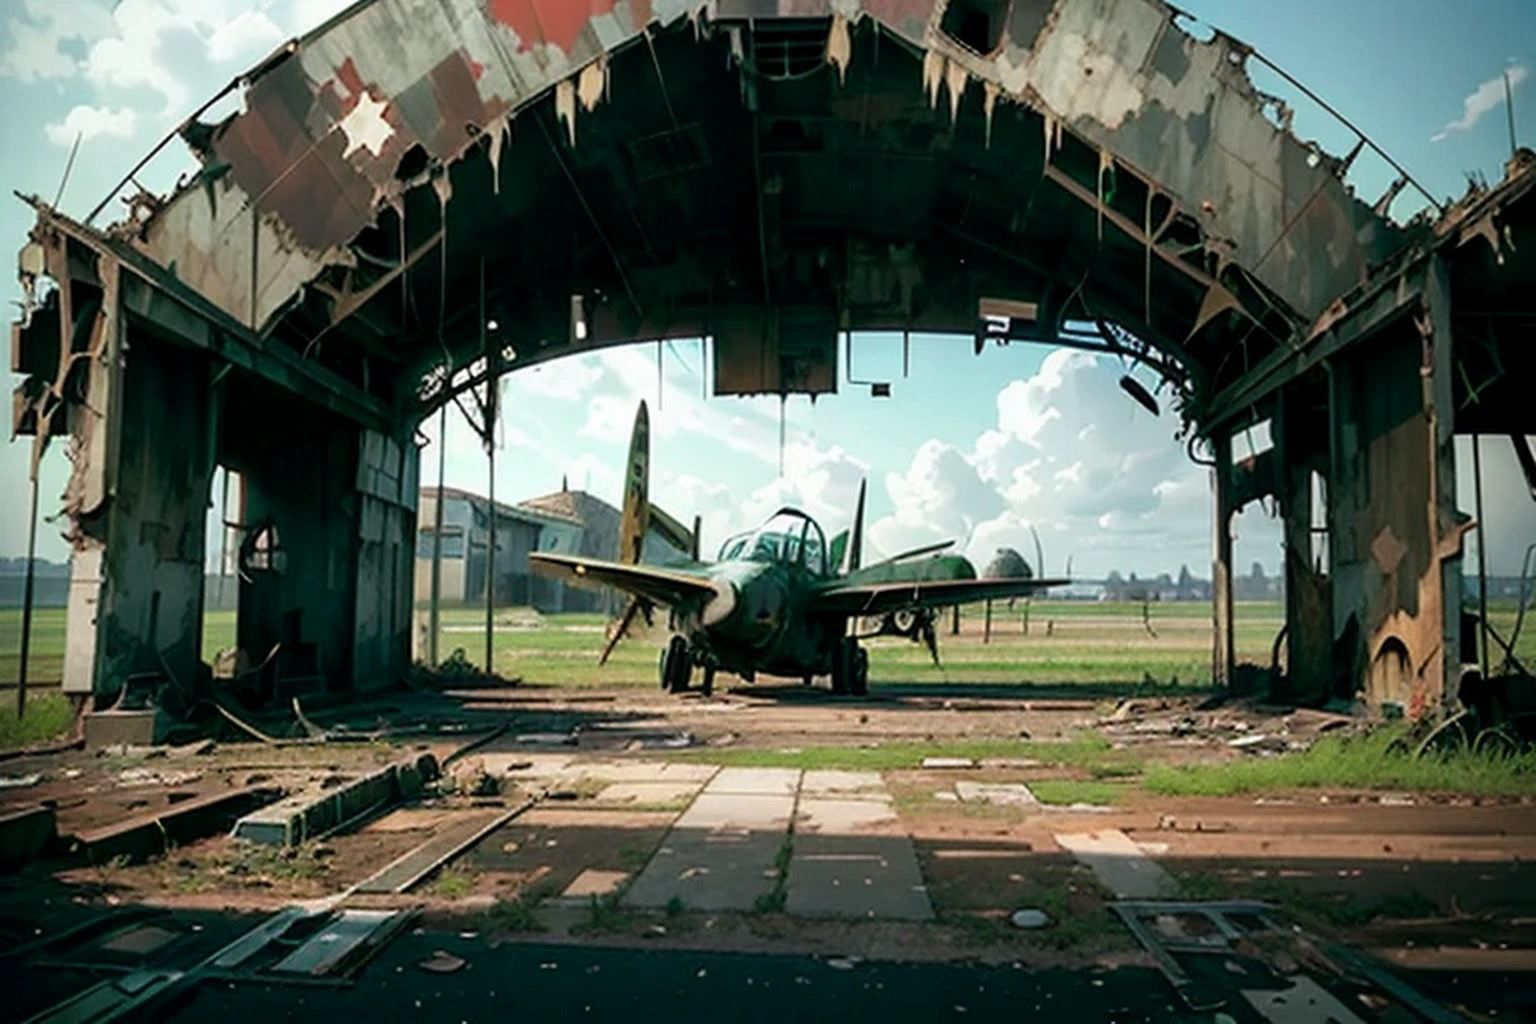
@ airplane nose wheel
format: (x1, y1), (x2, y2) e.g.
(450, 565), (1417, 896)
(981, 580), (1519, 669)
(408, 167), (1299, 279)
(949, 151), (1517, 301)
(660, 635), (692, 694)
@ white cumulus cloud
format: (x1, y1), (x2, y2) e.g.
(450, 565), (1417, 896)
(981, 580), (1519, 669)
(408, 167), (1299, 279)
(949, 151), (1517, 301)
(0, 0), (114, 81)
(44, 104), (137, 145)
(870, 348), (1222, 577)
(1433, 63), (1528, 142)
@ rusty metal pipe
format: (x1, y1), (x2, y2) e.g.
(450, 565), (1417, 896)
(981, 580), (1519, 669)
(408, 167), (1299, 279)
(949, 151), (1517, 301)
(1473, 434), (1490, 679)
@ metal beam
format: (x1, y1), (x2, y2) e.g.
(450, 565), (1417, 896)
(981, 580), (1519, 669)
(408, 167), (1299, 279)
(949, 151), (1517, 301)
(24, 200), (389, 431)
(1203, 259), (1429, 434)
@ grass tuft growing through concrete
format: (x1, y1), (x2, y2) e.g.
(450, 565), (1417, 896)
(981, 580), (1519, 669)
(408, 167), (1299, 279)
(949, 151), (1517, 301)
(1144, 725), (1536, 799)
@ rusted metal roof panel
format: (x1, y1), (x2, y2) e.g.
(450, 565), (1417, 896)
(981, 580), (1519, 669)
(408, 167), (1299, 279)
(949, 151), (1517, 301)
(126, 0), (1399, 336)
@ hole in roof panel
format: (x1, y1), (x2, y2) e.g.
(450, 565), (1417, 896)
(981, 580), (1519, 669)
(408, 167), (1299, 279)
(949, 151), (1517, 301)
(940, 0), (1010, 55)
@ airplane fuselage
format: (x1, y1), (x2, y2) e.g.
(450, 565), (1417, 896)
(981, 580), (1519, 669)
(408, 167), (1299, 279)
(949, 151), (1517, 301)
(686, 559), (840, 680)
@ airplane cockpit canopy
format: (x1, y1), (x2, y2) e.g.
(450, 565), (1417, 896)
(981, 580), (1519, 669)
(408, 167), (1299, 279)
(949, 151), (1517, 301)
(717, 509), (828, 575)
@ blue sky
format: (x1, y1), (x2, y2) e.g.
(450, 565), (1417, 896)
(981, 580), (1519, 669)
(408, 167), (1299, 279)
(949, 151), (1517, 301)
(0, 0), (1533, 579)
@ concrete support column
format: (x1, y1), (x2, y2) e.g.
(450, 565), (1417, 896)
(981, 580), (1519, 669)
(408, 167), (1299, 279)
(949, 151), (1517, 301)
(1211, 431), (1234, 687)
(68, 325), (215, 705)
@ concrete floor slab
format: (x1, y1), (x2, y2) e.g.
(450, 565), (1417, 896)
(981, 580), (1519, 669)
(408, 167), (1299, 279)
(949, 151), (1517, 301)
(554, 762), (719, 784)
(676, 793), (795, 831)
(623, 828), (784, 911)
(484, 754), (574, 777)
(800, 770), (888, 798)
(703, 767), (801, 797)
(594, 782), (702, 805)
(1054, 829), (1174, 898)
(562, 869), (630, 899)
(796, 798), (901, 835)
(955, 782), (1039, 807)
(786, 833), (933, 921)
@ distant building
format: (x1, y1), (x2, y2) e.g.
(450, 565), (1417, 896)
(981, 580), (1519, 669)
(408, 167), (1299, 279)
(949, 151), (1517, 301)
(414, 483), (691, 614)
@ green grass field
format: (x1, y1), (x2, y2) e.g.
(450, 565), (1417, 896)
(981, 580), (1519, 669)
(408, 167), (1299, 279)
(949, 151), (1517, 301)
(3, 598), (1533, 691)
(427, 600), (1281, 688)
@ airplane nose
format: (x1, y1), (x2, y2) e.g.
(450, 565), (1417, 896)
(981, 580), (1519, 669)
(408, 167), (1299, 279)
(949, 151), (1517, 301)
(702, 578), (737, 627)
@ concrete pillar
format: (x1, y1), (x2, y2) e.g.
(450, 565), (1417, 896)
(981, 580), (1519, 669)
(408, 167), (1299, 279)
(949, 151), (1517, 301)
(65, 324), (216, 705)
(1211, 431), (1234, 687)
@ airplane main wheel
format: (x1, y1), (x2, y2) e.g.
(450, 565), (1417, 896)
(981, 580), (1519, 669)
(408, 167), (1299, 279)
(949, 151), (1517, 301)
(662, 636), (691, 694)
(831, 637), (857, 696)
(851, 647), (869, 697)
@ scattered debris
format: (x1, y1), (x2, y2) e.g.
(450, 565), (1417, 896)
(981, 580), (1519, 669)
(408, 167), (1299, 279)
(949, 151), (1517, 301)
(515, 732), (580, 746)
(920, 757), (976, 769)
(231, 754), (437, 848)
(1111, 900), (1463, 1020)
(74, 785), (281, 865)
(117, 768), (203, 787)
(1227, 734), (1290, 755)
(0, 773), (41, 789)
(955, 782), (1038, 807)
(623, 732), (694, 751)
(1010, 909), (1051, 930)
(418, 950), (466, 974)
(355, 801), (536, 895)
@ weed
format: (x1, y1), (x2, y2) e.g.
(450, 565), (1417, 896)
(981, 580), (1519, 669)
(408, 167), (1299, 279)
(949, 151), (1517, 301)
(752, 888), (787, 914)
(1145, 725), (1536, 799)
(618, 844), (657, 872)
(750, 837), (793, 914)
(430, 869), (475, 899)
(664, 896), (686, 918)
(481, 894), (545, 934)
(773, 838), (792, 876)
(1029, 780), (1122, 806)
(574, 892), (637, 935)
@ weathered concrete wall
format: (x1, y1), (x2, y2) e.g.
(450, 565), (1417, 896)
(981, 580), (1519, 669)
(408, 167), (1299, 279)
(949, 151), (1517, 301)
(1326, 280), (1464, 714)
(64, 333), (216, 700)
(353, 430), (419, 686)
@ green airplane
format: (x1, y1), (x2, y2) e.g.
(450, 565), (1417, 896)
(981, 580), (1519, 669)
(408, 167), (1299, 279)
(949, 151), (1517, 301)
(530, 401), (1067, 697)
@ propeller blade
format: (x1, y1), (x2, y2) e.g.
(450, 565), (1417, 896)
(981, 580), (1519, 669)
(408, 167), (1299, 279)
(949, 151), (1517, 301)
(1030, 524), (1045, 579)
(599, 599), (643, 666)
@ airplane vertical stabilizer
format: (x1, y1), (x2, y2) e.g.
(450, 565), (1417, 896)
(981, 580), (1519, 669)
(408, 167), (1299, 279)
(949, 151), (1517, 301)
(601, 401), (652, 665)
(617, 400), (651, 565)
(841, 478), (866, 576)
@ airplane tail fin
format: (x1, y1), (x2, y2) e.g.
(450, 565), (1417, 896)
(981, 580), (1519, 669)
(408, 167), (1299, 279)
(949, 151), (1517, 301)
(601, 401), (652, 665)
(841, 478), (866, 576)
(616, 400), (651, 566)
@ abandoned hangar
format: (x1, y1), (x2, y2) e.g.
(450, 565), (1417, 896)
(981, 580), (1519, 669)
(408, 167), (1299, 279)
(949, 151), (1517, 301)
(6, 0), (1533, 727)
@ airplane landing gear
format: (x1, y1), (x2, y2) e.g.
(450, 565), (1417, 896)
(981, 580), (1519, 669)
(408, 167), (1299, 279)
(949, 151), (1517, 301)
(660, 635), (691, 694)
(831, 637), (869, 697)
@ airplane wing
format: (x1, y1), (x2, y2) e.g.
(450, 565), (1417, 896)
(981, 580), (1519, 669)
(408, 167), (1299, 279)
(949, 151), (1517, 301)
(529, 552), (720, 609)
(810, 576), (1070, 616)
